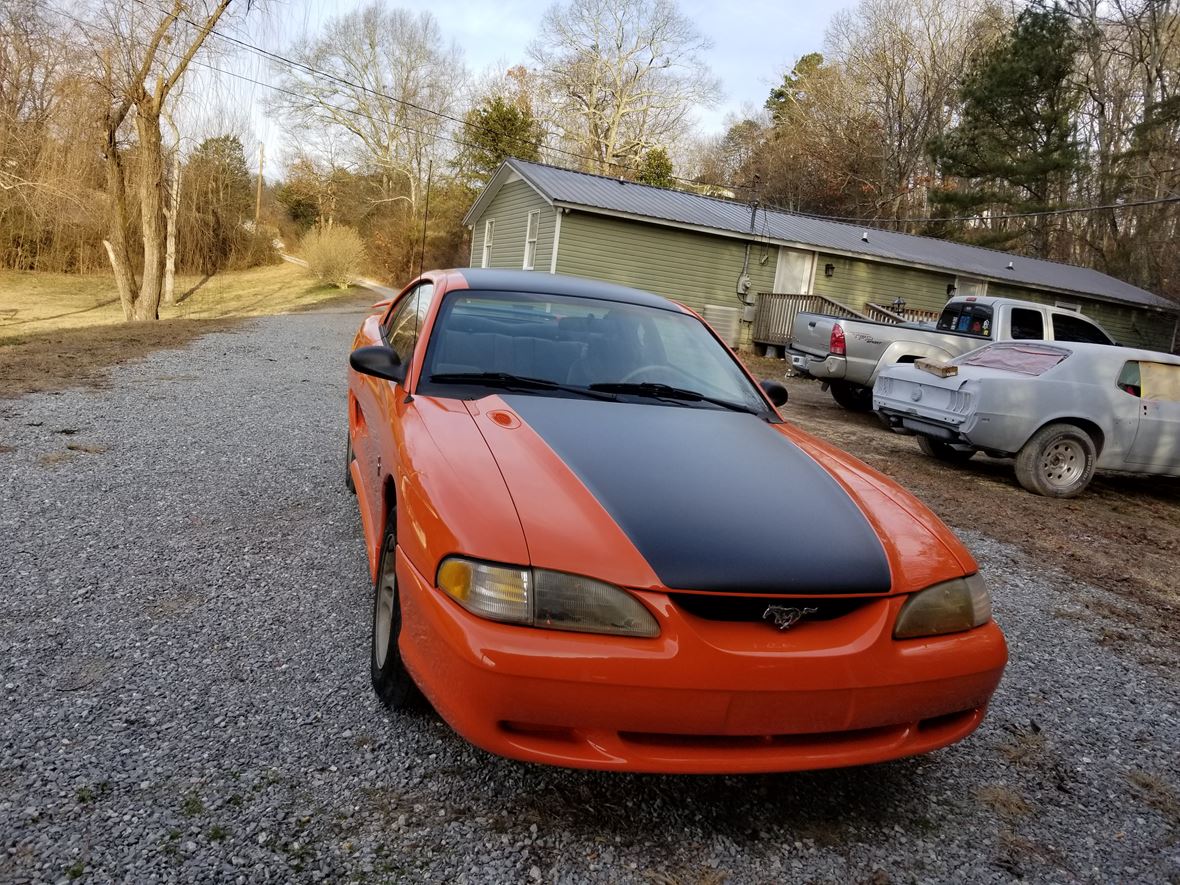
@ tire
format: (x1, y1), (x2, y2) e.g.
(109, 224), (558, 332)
(345, 432), (356, 494)
(371, 506), (417, 709)
(829, 380), (874, 412)
(917, 436), (976, 463)
(1014, 423), (1097, 498)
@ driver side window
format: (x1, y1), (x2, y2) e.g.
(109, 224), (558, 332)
(383, 283), (436, 366)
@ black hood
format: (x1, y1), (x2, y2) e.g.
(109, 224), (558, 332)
(502, 396), (891, 595)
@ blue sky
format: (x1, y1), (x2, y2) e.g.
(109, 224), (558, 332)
(218, 0), (859, 169)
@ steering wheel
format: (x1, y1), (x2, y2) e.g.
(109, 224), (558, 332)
(617, 364), (684, 385)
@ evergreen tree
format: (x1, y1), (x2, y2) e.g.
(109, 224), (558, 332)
(460, 95), (542, 185)
(930, 3), (1083, 257)
(765, 52), (825, 126)
(634, 148), (674, 188)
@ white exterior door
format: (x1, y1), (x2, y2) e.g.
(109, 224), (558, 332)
(773, 247), (814, 294)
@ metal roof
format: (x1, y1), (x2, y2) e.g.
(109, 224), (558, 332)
(486, 159), (1171, 311)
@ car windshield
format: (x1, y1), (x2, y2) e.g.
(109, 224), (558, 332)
(958, 343), (1069, 376)
(419, 289), (768, 412)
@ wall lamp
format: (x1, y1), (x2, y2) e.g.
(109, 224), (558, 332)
(824, 263), (836, 278)
(946, 283), (957, 296)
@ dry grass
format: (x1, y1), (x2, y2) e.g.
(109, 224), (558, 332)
(65, 442), (108, 454)
(977, 785), (1034, 818)
(1126, 770), (1180, 822)
(0, 262), (359, 342)
(0, 262), (373, 399)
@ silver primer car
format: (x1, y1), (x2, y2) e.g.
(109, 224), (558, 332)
(874, 341), (1180, 497)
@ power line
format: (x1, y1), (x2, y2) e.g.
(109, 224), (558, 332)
(50, 3), (1180, 232)
(764, 195), (1180, 227)
(123, 0), (718, 190)
(46, 6), (520, 165)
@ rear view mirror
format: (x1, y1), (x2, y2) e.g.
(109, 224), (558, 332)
(761, 379), (789, 407)
(350, 345), (406, 385)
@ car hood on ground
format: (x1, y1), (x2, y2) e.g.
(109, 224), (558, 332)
(444, 394), (973, 596)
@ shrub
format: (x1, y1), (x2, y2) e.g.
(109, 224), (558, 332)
(228, 223), (281, 271)
(300, 225), (365, 289)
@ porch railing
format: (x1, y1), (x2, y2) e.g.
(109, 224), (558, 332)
(751, 293), (866, 347)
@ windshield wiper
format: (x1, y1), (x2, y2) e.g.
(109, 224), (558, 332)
(428, 372), (616, 401)
(588, 382), (760, 415)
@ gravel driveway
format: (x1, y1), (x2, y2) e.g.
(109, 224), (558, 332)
(2, 304), (1177, 884)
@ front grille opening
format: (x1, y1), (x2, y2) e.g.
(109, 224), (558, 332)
(670, 593), (873, 623)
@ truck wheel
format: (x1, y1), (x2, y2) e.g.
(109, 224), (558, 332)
(829, 380), (874, 412)
(1014, 423), (1097, 498)
(917, 436), (976, 463)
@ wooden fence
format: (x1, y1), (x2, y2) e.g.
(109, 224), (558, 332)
(751, 293), (867, 347)
(864, 303), (942, 325)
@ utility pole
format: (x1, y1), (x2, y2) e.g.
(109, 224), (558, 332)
(254, 141), (264, 226)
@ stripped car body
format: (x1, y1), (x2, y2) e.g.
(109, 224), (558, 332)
(347, 269), (1007, 773)
(874, 341), (1180, 497)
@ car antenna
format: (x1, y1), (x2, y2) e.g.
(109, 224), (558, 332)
(406, 160), (433, 405)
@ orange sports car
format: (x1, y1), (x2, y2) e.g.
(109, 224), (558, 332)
(346, 269), (1006, 774)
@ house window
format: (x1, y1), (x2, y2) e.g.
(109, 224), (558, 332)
(523, 210), (540, 270)
(955, 277), (988, 298)
(481, 219), (495, 268)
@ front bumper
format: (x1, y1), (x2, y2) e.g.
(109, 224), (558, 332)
(396, 550), (1007, 773)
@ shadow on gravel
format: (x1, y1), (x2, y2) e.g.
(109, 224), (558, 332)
(449, 749), (935, 847)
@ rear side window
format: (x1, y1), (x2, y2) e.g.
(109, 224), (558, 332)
(1139, 361), (1180, 401)
(959, 344), (1069, 375)
(1009, 308), (1044, 340)
(1117, 361), (1141, 397)
(937, 303), (993, 337)
(1053, 312), (1112, 345)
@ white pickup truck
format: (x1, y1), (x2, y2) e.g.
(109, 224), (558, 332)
(786, 295), (1115, 410)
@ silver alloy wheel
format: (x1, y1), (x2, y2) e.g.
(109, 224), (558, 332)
(1040, 438), (1085, 488)
(374, 536), (397, 669)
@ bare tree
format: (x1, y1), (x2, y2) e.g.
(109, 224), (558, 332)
(267, 3), (465, 214)
(97, 0), (240, 321)
(529, 0), (721, 174)
(825, 0), (1004, 224)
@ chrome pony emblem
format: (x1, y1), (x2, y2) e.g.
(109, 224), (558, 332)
(762, 605), (818, 631)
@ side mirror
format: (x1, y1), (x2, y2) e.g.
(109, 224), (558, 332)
(350, 345), (406, 385)
(761, 379), (789, 407)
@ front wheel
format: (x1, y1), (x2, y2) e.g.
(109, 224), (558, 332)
(917, 436), (976, 463)
(829, 380), (874, 412)
(371, 506), (417, 709)
(1014, 423), (1097, 498)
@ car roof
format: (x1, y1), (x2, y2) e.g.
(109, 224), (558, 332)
(446, 269), (689, 313)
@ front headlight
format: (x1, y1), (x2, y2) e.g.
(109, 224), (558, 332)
(436, 557), (659, 638)
(893, 573), (992, 639)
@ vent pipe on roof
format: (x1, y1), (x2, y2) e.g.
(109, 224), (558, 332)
(1006, 261), (1014, 270)
(861, 231), (869, 242)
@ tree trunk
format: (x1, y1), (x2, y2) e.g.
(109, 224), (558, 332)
(163, 144), (180, 306)
(102, 119), (138, 321)
(134, 100), (166, 321)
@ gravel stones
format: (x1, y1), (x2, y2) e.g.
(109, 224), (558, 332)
(1, 306), (1177, 883)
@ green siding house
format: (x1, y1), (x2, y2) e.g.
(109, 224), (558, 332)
(463, 159), (1178, 352)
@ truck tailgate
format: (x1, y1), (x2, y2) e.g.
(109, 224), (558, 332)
(790, 312), (837, 357)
